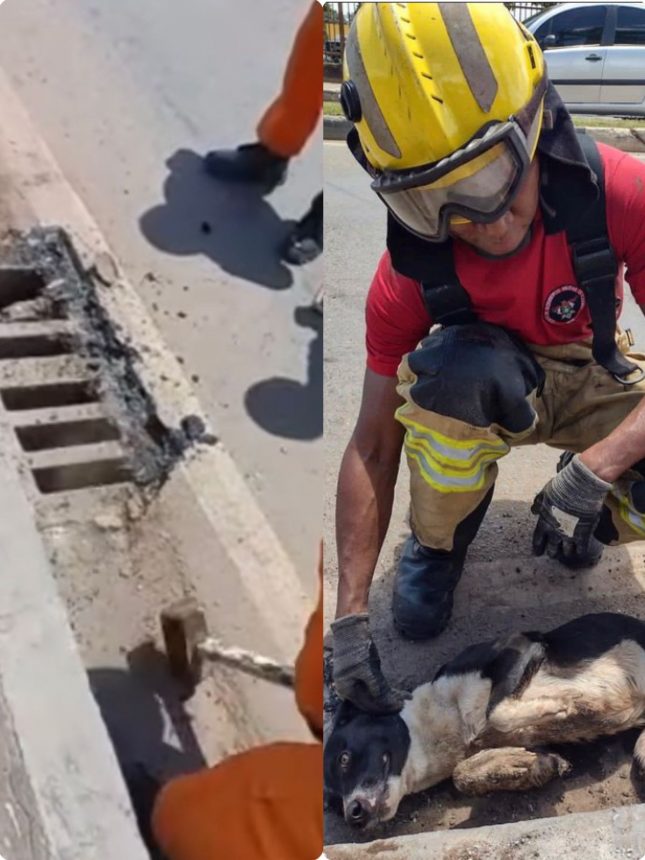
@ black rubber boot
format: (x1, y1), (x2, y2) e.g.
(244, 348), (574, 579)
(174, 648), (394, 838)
(556, 451), (604, 568)
(281, 191), (323, 265)
(204, 142), (289, 191)
(393, 488), (494, 640)
(393, 539), (466, 640)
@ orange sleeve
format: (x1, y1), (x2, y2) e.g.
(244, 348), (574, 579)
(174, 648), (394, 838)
(256, 2), (323, 157)
(294, 544), (323, 739)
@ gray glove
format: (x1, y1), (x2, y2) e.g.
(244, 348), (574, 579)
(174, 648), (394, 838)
(331, 613), (406, 714)
(532, 454), (611, 567)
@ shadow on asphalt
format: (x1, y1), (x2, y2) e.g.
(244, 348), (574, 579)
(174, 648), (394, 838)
(244, 303), (323, 440)
(89, 643), (207, 858)
(140, 148), (296, 290)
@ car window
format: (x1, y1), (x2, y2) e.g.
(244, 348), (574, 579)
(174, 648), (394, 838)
(614, 6), (645, 45)
(533, 19), (552, 45)
(549, 6), (606, 46)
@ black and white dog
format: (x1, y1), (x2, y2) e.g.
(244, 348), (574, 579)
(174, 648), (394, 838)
(325, 613), (645, 829)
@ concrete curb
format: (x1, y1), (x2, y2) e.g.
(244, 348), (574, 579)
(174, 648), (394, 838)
(0, 449), (149, 859)
(324, 115), (353, 141)
(325, 802), (645, 859)
(323, 115), (645, 153)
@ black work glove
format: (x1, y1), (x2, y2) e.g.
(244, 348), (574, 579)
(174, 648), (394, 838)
(331, 613), (406, 714)
(531, 454), (611, 568)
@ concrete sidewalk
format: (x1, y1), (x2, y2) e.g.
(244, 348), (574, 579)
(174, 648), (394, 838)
(326, 803), (645, 859)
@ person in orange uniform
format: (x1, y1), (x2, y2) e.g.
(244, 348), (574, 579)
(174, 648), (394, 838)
(151, 551), (323, 860)
(204, 1), (323, 266)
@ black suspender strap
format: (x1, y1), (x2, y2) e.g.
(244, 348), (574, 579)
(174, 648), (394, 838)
(568, 133), (643, 383)
(419, 239), (478, 326)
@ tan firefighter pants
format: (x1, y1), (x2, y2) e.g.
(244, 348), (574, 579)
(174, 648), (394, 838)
(396, 323), (645, 550)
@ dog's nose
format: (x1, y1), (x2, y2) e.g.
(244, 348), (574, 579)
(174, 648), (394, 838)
(347, 799), (368, 826)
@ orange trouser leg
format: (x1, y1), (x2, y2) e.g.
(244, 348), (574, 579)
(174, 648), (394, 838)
(151, 742), (323, 860)
(257, 2), (323, 158)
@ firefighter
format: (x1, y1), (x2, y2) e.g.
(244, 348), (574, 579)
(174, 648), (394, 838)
(204, 2), (323, 267)
(151, 551), (323, 859)
(330, 2), (645, 715)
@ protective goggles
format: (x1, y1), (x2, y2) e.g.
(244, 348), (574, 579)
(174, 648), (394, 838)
(350, 79), (546, 243)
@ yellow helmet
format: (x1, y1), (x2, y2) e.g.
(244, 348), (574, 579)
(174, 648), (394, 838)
(341, 3), (547, 241)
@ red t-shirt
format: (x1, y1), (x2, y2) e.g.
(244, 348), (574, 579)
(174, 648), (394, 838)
(366, 143), (645, 377)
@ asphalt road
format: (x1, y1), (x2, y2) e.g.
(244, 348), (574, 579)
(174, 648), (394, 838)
(323, 138), (645, 846)
(0, 0), (322, 581)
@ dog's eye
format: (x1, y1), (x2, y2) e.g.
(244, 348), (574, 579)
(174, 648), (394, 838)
(382, 752), (390, 767)
(339, 751), (351, 770)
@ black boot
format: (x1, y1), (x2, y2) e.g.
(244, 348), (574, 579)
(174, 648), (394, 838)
(393, 538), (466, 640)
(204, 142), (288, 191)
(281, 191), (323, 265)
(393, 488), (494, 640)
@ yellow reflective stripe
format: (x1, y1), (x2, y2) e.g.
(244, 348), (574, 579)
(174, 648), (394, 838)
(396, 411), (508, 453)
(616, 488), (645, 538)
(397, 412), (508, 470)
(397, 412), (509, 493)
(402, 425), (507, 475)
(405, 441), (499, 492)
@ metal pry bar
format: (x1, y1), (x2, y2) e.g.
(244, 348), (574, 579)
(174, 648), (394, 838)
(161, 597), (295, 692)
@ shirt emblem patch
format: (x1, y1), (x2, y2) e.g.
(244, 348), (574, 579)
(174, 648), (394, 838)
(544, 285), (585, 325)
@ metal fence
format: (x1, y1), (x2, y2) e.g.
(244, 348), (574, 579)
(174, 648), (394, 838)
(324, 3), (360, 66)
(505, 1), (557, 22)
(323, 2), (557, 68)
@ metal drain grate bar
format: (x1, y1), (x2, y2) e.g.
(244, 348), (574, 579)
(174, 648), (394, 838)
(0, 356), (92, 390)
(0, 321), (74, 338)
(26, 441), (126, 472)
(7, 402), (108, 426)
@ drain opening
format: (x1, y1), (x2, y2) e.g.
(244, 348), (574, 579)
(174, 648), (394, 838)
(0, 269), (46, 308)
(0, 333), (74, 359)
(33, 459), (133, 494)
(1, 381), (98, 411)
(0, 229), (203, 498)
(16, 418), (121, 452)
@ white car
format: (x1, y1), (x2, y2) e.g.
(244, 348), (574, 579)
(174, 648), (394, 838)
(524, 2), (645, 115)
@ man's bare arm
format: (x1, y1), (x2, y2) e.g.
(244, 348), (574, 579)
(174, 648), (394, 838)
(335, 368), (405, 618)
(580, 396), (645, 482)
(578, 306), (645, 481)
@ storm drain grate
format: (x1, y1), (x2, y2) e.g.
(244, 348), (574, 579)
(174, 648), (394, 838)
(0, 229), (213, 499)
(0, 261), (136, 494)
